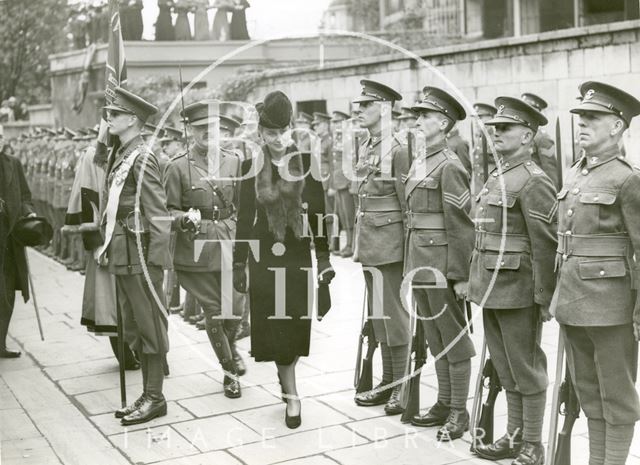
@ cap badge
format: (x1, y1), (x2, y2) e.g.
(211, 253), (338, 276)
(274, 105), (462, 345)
(497, 105), (505, 114)
(584, 89), (595, 100)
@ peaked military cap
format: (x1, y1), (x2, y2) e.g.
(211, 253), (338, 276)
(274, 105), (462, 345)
(473, 102), (497, 118)
(219, 101), (247, 126)
(487, 96), (548, 131)
(412, 86), (466, 121)
(570, 81), (640, 126)
(330, 111), (350, 122)
(311, 112), (331, 126)
(142, 123), (164, 139)
(294, 112), (312, 125)
(103, 86), (158, 122)
(160, 126), (184, 143)
(353, 79), (403, 104)
(180, 100), (240, 131)
(397, 106), (418, 120)
(521, 93), (548, 111)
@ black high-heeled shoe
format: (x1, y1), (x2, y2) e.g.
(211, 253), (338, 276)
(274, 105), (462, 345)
(285, 400), (302, 429)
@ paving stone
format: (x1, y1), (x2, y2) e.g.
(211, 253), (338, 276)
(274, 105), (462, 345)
(173, 414), (263, 451)
(162, 373), (224, 400)
(44, 357), (122, 381)
(74, 384), (144, 416)
(90, 401), (195, 436)
(1, 437), (62, 465)
(276, 456), (339, 465)
(0, 409), (42, 441)
(179, 386), (280, 418)
(152, 450), (242, 465)
(261, 371), (353, 399)
(109, 426), (199, 463)
(58, 369), (144, 396)
(232, 398), (351, 439)
(345, 416), (424, 442)
(0, 378), (21, 410)
(229, 425), (367, 465)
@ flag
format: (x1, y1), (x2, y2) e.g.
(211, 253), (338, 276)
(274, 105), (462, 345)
(94, 0), (128, 166)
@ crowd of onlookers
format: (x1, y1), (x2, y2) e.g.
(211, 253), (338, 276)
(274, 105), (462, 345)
(0, 97), (29, 123)
(67, 0), (250, 49)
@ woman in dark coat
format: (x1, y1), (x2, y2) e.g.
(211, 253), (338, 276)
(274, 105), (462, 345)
(233, 91), (334, 428)
(230, 0), (250, 40)
(155, 0), (175, 41)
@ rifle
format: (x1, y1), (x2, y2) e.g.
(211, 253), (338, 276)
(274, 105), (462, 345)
(354, 288), (377, 394)
(400, 319), (426, 423)
(477, 358), (502, 445)
(546, 118), (581, 465)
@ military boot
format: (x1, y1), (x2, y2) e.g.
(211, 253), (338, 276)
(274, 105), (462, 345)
(511, 442), (544, 465)
(411, 401), (450, 427)
(115, 354), (147, 418)
(436, 408), (469, 441)
(355, 382), (393, 407)
(383, 385), (404, 415)
(121, 354), (167, 425)
(475, 432), (523, 460)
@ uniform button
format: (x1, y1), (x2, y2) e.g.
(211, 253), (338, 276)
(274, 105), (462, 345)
(581, 169), (589, 176)
(599, 270), (605, 276)
(567, 209), (573, 217)
(572, 187), (580, 195)
(483, 188), (489, 194)
(492, 172), (498, 177)
(387, 218), (391, 223)
(562, 254), (568, 261)
(594, 195), (599, 201)
(359, 212), (364, 217)
(500, 261), (505, 266)
(498, 200), (503, 205)
(565, 230), (572, 235)
(429, 239), (434, 244)
(479, 207), (484, 212)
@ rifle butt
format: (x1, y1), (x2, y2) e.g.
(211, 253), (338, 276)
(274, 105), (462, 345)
(356, 363), (373, 394)
(554, 431), (572, 465)
(477, 404), (495, 445)
(400, 376), (421, 423)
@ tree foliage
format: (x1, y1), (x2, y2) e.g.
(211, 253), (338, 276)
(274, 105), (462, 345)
(0, 0), (70, 103)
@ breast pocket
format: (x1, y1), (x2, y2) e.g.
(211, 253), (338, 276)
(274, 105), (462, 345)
(414, 177), (441, 211)
(484, 193), (517, 231)
(578, 191), (617, 228)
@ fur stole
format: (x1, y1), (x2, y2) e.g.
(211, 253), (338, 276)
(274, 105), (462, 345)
(256, 146), (305, 242)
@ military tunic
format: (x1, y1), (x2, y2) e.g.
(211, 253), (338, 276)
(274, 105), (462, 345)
(404, 142), (475, 363)
(469, 152), (557, 394)
(104, 135), (171, 354)
(554, 145), (640, 424)
(318, 133), (336, 241)
(355, 133), (411, 347)
(331, 130), (356, 238)
(532, 130), (559, 188)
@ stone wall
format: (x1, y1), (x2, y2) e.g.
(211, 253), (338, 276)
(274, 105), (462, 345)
(251, 19), (640, 164)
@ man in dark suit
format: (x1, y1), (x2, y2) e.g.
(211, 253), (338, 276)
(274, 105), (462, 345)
(0, 126), (37, 358)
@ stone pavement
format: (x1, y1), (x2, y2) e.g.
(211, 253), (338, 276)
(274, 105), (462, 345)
(2, 250), (640, 465)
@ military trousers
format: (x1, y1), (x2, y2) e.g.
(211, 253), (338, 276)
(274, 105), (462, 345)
(176, 270), (243, 320)
(363, 262), (411, 347)
(414, 286), (475, 364)
(116, 270), (169, 355)
(563, 323), (640, 425)
(335, 188), (355, 233)
(483, 306), (548, 395)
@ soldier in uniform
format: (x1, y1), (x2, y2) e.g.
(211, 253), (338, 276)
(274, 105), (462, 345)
(330, 110), (356, 257)
(98, 87), (171, 425)
(521, 93), (558, 188)
(469, 97), (557, 465)
(446, 125), (471, 176)
(470, 102), (497, 197)
(351, 80), (412, 415)
(553, 82), (640, 465)
(163, 101), (244, 398)
(404, 87), (476, 440)
(397, 106), (418, 133)
(312, 112), (338, 252)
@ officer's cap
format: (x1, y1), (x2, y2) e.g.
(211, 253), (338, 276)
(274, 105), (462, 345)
(473, 102), (497, 118)
(160, 126), (184, 143)
(311, 112), (331, 126)
(397, 106), (418, 120)
(330, 111), (350, 122)
(570, 81), (640, 126)
(486, 96), (548, 131)
(180, 100), (240, 132)
(412, 86), (466, 122)
(103, 87), (158, 123)
(352, 79), (403, 104)
(294, 112), (313, 125)
(521, 93), (548, 111)
(219, 102), (247, 126)
(142, 123), (163, 139)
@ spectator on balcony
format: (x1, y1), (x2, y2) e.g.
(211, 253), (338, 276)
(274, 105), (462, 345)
(174, 0), (193, 40)
(211, 0), (233, 41)
(193, 0), (210, 40)
(230, 0), (250, 40)
(156, 0), (175, 40)
(0, 101), (14, 124)
(119, 0), (144, 41)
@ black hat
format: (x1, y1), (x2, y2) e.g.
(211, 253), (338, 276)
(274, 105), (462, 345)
(473, 102), (497, 118)
(311, 112), (331, 126)
(397, 106), (418, 120)
(257, 91), (293, 129)
(330, 111), (350, 122)
(570, 81), (640, 126)
(521, 93), (548, 111)
(180, 100), (240, 132)
(412, 86), (466, 121)
(12, 216), (53, 247)
(487, 96), (548, 131)
(103, 87), (158, 123)
(353, 79), (403, 104)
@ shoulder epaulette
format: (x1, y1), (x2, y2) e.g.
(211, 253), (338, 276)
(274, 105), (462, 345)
(616, 155), (637, 171)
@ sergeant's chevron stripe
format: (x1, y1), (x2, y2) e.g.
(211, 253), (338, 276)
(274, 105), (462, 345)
(528, 200), (558, 224)
(443, 190), (470, 209)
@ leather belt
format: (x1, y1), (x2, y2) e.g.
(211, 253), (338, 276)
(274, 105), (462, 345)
(183, 206), (234, 221)
(475, 231), (531, 253)
(116, 206), (139, 221)
(360, 196), (402, 212)
(406, 212), (445, 230)
(557, 232), (631, 258)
